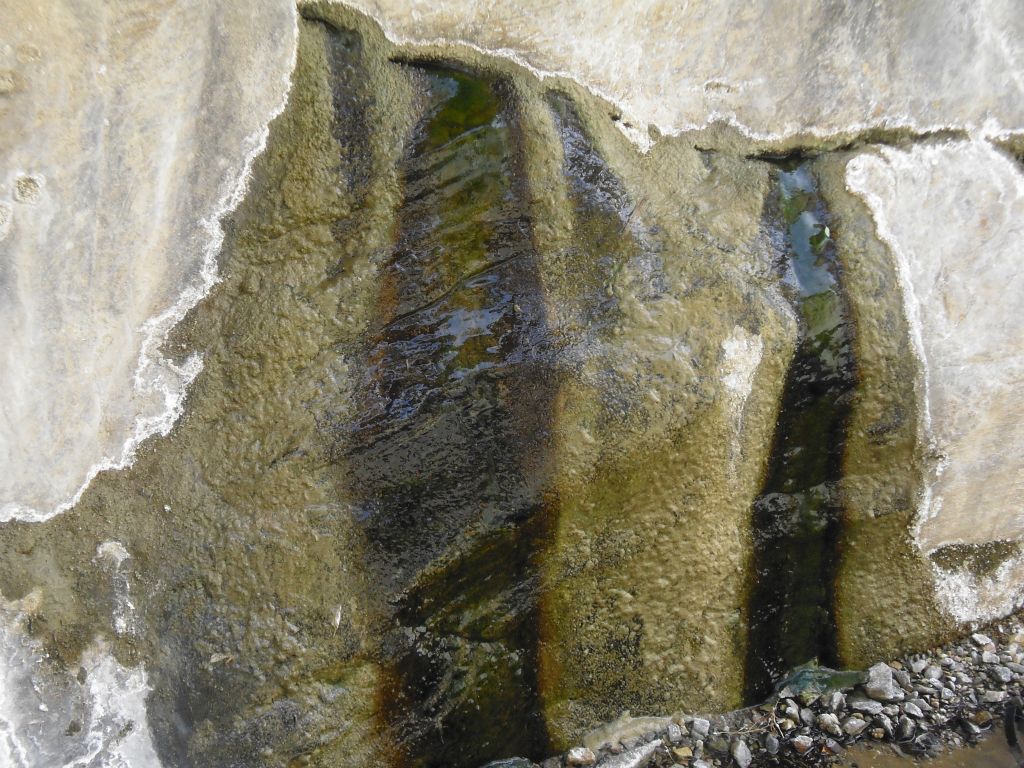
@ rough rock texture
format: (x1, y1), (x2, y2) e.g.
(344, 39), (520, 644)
(813, 154), (949, 667)
(846, 141), (1024, 624)
(0, 0), (298, 522)
(0, 10), (412, 766)
(341, 0), (1024, 145)
(2, 1), (1024, 766)
(530, 94), (794, 747)
(0, 5), (800, 764)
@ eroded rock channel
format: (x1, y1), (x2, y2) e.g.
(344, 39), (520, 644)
(0, 6), (977, 768)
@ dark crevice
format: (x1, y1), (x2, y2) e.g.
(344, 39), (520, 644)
(745, 159), (857, 703)
(339, 65), (556, 767)
(740, 127), (971, 163)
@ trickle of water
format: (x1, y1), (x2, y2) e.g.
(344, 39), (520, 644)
(745, 161), (857, 701)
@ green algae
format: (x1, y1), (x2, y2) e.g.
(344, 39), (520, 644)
(531, 92), (796, 748)
(745, 162), (856, 701)
(931, 541), (1023, 580)
(344, 64), (555, 767)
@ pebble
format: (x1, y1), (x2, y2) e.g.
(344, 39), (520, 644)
(596, 739), (660, 768)
(847, 691), (884, 715)
(791, 735), (813, 754)
(782, 699), (800, 720)
(730, 738), (752, 768)
(826, 691), (846, 712)
(865, 663), (906, 702)
(876, 713), (894, 736)
(540, 617), (1024, 767)
(816, 713), (842, 737)
(842, 716), (869, 736)
(666, 723), (683, 744)
(566, 747), (596, 766)
(671, 746), (692, 761)
(903, 702), (924, 718)
(824, 738), (844, 754)
(992, 665), (1014, 683)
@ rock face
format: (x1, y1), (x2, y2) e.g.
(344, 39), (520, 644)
(846, 141), (1024, 625)
(534, 95), (793, 745)
(0, 0), (297, 522)
(1, 1), (1024, 767)
(0, 6), (796, 765)
(341, 0), (1024, 144)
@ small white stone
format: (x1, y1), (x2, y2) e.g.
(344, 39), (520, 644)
(730, 738), (752, 768)
(566, 746), (596, 766)
(791, 735), (813, 754)
(816, 712), (842, 737)
(690, 717), (711, 739)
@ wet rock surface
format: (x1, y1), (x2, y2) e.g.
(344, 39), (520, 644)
(1, 3), (1023, 768)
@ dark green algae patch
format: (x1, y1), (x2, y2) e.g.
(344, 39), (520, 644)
(745, 162), (857, 702)
(345, 66), (556, 766)
(0, 7), (966, 768)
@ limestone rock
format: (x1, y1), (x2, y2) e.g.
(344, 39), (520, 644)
(864, 664), (905, 702)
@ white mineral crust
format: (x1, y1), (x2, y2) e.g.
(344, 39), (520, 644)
(0, 0), (298, 522)
(847, 140), (1024, 622)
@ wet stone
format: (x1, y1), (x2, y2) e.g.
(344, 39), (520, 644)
(666, 723), (683, 745)
(596, 739), (661, 768)
(848, 691), (884, 715)
(791, 735), (814, 754)
(816, 713), (842, 737)
(690, 718), (711, 740)
(909, 658), (930, 675)
(842, 716), (869, 736)
(902, 702), (924, 718)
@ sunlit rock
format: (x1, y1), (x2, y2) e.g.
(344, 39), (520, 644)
(341, 0), (1024, 145)
(0, 0), (297, 522)
(846, 140), (1024, 625)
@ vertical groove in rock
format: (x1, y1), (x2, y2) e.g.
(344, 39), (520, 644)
(745, 161), (856, 701)
(342, 66), (555, 766)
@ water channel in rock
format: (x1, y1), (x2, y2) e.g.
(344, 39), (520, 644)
(745, 161), (857, 702)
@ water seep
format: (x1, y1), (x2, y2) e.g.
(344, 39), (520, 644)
(746, 161), (856, 701)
